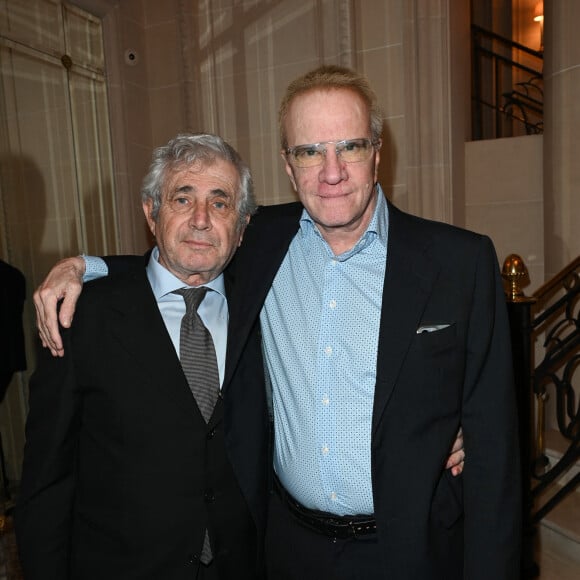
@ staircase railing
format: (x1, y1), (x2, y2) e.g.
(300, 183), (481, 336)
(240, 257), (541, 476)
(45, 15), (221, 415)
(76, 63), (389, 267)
(503, 255), (580, 578)
(472, 25), (543, 140)
(529, 257), (580, 517)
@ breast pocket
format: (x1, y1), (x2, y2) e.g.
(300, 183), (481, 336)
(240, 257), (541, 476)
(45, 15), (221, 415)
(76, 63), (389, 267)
(405, 323), (463, 411)
(416, 322), (457, 355)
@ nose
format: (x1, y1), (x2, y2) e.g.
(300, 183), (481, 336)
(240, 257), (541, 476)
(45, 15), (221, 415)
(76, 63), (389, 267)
(318, 147), (346, 184)
(188, 202), (211, 230)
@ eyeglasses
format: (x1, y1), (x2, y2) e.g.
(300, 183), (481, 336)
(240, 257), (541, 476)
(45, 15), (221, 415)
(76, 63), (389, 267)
(285, 138), (379, 168)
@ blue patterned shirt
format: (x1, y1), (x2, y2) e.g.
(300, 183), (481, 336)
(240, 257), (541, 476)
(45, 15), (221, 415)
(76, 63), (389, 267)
(261, 186), (389, 515)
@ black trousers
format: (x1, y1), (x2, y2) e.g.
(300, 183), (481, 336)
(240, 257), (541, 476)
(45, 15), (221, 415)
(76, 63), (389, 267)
(265, 490), (383, 580)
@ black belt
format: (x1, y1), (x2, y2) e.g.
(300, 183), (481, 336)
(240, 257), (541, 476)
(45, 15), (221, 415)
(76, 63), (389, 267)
(273, 476), (377, 539)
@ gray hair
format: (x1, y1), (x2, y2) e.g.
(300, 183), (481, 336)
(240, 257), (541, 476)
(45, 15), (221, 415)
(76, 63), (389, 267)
(141, 133), (257, 227)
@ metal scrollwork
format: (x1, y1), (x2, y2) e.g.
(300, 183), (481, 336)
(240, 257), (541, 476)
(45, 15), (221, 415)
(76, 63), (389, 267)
(530, 257), (580, 521)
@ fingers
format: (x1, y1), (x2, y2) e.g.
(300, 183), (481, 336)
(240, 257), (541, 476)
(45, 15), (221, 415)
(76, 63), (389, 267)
(450, 426), (464, 453)
(447, 448), (466, 476)
(447, 427), (465, 477)
(33, 257), (86, 357)
(451, 463), (464, 477)
(58, 284), (82, 329)
(34, 287), (63, 356)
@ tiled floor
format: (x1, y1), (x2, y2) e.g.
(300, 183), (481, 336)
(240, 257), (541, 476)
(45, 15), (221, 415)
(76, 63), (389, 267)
(535, 475), (580, 578)
(537, 549), (580, 580)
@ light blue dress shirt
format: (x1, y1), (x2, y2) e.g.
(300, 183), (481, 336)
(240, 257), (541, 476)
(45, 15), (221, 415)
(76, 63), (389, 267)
(261, 186), (389, 515)
(84, 247), (228, 386)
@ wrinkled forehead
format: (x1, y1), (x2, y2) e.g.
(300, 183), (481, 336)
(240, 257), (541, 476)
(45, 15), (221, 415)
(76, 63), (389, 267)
(162, 158), (240, 195)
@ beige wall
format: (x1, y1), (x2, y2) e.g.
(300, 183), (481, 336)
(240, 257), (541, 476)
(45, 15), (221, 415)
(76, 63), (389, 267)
(71, 0), (554, 268)
(465, 135), (544, 293)
(543, 0), (580, 277)
(75, 0), (472, 251)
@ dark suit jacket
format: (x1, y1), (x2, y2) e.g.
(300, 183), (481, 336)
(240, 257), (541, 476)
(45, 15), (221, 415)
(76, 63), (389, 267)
(16, 262), (269, 579)
(227, 199), (521, 579)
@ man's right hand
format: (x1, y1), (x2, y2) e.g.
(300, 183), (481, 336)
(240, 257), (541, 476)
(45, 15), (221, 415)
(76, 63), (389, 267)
(34, 256), (86, 357)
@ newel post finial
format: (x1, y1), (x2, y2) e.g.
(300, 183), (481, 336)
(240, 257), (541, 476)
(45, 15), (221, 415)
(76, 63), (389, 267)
(502, 254), (533, 303)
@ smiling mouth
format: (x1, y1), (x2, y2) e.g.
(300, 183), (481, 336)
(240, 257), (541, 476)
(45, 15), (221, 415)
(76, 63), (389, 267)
(316, 190), (351, 199)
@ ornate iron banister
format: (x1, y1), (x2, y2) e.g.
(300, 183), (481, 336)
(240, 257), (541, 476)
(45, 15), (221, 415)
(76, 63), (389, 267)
(502, 254), (580, 578)
(529, 257), (580, 522)
(472, 25), (543, 140)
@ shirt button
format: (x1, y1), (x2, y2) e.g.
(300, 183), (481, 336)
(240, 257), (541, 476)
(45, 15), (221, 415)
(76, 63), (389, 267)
(322, 444), (329, 455)
(204, 490), (215, 503)
(330, 492), (337, 501)
(324, 346), (332, 356)
(329, 299), (336, 309)
(322, 395), (330, 405)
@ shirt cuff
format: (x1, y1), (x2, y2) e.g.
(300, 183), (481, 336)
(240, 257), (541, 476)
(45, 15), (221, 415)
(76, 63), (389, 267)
(83, 256), (109, 282)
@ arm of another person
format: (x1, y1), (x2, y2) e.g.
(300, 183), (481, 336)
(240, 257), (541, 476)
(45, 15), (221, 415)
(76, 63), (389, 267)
(34, 256), (467, 476)
(15, 328), (80, 579)
(462, 236), (521, 578)
(34, 255), (141, 356)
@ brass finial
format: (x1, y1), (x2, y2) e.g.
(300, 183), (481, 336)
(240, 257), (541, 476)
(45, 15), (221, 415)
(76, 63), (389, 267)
(502, 254), (533, 302)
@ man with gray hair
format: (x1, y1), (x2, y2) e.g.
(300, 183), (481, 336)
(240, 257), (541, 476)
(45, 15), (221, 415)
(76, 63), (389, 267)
(16, 133), (268, 580)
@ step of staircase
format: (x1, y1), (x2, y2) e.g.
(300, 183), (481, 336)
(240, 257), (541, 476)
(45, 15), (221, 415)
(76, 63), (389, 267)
(534, 430), (580, 578)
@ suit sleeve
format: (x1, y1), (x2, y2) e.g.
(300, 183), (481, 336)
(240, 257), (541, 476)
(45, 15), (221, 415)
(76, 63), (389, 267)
(15, 327), (81, 580)
(102, 254), (147, 276)
(462, 235), (521, 578)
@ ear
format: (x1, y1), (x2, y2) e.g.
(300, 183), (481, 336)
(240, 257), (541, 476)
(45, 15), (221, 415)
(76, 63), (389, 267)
(373, 139), (382, 183)
(236, 214), (251, 247)
(282, 152), (298, 192)
(143, 200), (156, 237)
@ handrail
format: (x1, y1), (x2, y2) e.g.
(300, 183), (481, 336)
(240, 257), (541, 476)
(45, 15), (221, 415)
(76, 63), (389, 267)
(532, 256), (580, 304)
(472, 25), (543, 139)
(472, 24), (544, 59)
(503, 254), (580, 577)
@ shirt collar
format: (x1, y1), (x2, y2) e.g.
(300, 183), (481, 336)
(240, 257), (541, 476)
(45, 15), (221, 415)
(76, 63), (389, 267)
(146, 246), (226, 301)
(298, 184), (389, 259)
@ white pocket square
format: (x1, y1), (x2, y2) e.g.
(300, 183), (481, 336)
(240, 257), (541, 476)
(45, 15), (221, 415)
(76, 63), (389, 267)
(416, 324), (451, 334)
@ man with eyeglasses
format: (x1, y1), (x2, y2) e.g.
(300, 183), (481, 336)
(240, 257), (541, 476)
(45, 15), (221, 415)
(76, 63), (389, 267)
(238, 65), (519, 579)
(33, 66), (519, 579)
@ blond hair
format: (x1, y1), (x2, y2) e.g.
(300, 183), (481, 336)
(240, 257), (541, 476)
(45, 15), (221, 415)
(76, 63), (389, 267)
(278, 65), (383, 149)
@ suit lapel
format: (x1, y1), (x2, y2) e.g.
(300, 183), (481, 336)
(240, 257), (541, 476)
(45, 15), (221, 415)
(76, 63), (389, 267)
(372, 203), (441, 434)
(106, 270), (201, 420)
(223, 203), (302, 390)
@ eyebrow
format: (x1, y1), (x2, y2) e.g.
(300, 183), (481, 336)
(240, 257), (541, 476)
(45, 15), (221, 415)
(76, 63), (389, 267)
(175, 184), (194, 193)
(172, 185), (232, 199)
(209, 189), (231, 198)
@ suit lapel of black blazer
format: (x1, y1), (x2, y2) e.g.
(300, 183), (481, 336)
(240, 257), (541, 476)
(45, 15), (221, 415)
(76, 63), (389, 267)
(372, 202), (441, 435)
(223, 203), (302, 390)
(106, 270), (201, 420)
